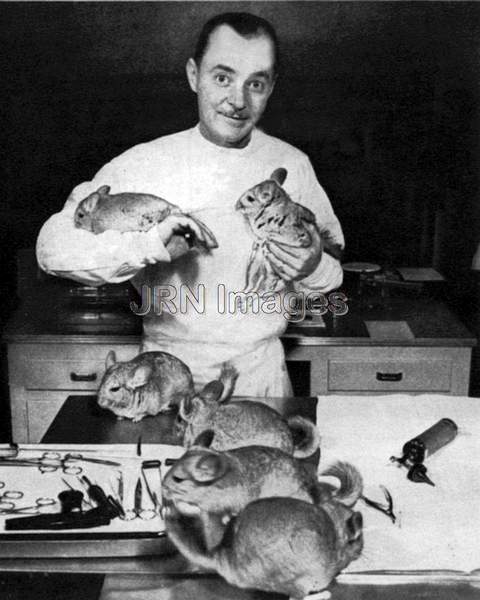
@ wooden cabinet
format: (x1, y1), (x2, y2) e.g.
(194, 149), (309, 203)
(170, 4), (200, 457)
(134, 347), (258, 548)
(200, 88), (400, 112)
(7, 339), (473, 443)
(285, 345), (471, 395)
(4, 297), (476, 443)
(7, 340), (140, 443)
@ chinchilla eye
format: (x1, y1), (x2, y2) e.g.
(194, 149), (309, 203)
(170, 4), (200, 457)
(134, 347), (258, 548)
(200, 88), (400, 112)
(77, 212), (84, 218)
(110, 386), (121, 392)
(346, 511), (363, 540)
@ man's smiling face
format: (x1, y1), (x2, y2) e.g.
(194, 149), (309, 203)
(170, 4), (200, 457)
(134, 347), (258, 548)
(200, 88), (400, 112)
(186, 25), (276, 148)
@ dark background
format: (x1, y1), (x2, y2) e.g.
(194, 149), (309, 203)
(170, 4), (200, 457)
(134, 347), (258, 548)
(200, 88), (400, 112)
(2, 2), (480, 305)
(1, 1), (480, 437)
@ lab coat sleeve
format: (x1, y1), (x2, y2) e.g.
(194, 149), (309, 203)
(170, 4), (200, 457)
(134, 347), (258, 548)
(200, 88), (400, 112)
(36, 148), (172, 287)
(291, 156), (345, 293)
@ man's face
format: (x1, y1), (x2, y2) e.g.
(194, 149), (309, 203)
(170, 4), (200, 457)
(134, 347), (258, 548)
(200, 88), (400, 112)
(186, 25), (276, 148)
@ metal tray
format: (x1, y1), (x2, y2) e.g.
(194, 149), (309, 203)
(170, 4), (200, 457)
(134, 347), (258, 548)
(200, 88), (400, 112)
(0, 444), (184, 558)
(0, 531), (176, 558)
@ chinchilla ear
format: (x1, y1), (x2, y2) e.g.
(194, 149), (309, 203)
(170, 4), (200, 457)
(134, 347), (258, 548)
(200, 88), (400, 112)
(179, 397), (191, 421)
(179, 396), (204, 421)
(105, 350), (117, 370)
(192, 429), (215, 448)
(80, 191), (101, 215)
(199, 380), (225, 403)
(270, 168), (287, 186)
(129, 363), (152, 389)
(346, 511), (363, 542)
(191, 452), (227, 483)
(96, 185), (111, 195)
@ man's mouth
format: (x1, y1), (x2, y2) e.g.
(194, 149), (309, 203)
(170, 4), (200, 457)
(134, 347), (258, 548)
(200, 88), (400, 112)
(220, 112), (248, 122)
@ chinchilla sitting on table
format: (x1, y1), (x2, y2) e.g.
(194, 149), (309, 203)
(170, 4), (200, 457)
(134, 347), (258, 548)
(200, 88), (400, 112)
(97, 350), (197, 422)
(163, 429), (362, 550)
(97, 352), (237, 423)
(176, 363), (320, 458)
(164, 493), (363, 600)
(163, 438), (362, 517)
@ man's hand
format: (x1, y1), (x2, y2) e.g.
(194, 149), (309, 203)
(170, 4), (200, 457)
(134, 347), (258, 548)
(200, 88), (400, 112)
(156, 215), (215, 260)
(266, 222), (323, 282)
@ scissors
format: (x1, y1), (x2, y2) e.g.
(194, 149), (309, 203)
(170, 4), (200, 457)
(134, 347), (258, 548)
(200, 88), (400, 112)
(362, 485), (397, 524)
(0, 452), (121, 475)
(0, 496), (56, 515)
(0, 447), (120, 472)
(34, 452), (85, 475)
(0, 452), (82, 474)
(35, 452), (121, 473)
(0, 481), (23, 511)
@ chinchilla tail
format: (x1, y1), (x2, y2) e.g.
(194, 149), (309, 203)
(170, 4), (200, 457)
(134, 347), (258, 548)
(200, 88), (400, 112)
(318, 461), (363, 507)
(287, 415), (321, 459)
(218, 362), (239, 403)
(164, 510), (218, 572)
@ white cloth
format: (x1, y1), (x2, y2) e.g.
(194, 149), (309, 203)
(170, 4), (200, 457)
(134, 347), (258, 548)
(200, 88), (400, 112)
(36, 126), (344, 395)
(316, 394), (480, 576)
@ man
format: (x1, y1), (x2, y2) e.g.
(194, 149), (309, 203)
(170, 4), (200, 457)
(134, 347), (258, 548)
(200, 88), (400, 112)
(36, 12), (344, 396)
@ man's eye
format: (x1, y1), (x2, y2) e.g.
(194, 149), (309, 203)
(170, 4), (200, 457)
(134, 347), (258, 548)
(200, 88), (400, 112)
(249, 80), (265, 92)
(214, 74), (230, 86)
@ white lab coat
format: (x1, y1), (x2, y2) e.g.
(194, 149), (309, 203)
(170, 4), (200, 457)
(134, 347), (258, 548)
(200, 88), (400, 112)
(36, 126), (344, 396)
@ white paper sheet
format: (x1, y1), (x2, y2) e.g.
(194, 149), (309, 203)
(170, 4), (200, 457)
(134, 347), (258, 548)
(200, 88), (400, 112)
(316, 394), (480, 574)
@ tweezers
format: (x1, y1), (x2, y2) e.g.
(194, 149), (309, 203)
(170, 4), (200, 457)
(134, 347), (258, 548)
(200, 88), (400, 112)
(362, 485), (397, 524)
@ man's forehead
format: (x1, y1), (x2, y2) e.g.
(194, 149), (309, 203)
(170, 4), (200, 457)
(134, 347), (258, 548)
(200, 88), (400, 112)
(201, 24), (275, 76)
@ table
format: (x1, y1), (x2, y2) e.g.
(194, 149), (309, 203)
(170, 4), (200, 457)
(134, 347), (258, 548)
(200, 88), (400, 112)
(1, 395), (479, 600)
(42, 395), (317, 444)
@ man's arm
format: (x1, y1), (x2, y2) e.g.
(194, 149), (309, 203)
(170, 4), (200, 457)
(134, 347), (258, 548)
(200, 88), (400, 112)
(36, 179), (172, 287)
(36, 143), (211, 287)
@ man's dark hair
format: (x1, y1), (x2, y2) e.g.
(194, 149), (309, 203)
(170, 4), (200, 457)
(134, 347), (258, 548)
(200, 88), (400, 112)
(194, 12), (280, 73)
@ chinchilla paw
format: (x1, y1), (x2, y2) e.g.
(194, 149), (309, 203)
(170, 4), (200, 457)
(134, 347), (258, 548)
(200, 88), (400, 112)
(300, 591), (331, 600)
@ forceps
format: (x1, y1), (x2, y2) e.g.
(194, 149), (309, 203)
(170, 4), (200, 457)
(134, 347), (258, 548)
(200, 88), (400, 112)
(122, 438), (156, 521)
(0, 496), (56, 515)
(122, 477), (156, 521)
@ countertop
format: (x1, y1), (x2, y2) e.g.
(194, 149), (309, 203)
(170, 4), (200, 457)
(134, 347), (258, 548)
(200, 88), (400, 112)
(2, 277), (476, 347)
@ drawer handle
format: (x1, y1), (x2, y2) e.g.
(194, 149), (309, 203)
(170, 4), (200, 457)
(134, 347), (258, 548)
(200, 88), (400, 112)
(376, 371), (403, 382)
(70, 372), (98, 382)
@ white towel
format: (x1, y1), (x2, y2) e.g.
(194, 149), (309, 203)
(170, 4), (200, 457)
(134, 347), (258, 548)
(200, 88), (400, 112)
(316, 393), (480, 575)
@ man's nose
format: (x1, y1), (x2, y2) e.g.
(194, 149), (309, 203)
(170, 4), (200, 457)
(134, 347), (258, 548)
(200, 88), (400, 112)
(227, 85), (246, 110)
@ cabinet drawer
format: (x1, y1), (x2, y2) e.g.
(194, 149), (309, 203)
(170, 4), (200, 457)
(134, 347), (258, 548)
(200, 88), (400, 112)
(328, 359), (452, 392)
(24, 360), (106, 390)
(8, 343), (139, 388)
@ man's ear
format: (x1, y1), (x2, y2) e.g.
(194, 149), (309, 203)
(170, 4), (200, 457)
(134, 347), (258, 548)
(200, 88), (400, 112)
(186, 58), (199, 93)
(266, 73), (277, 100)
